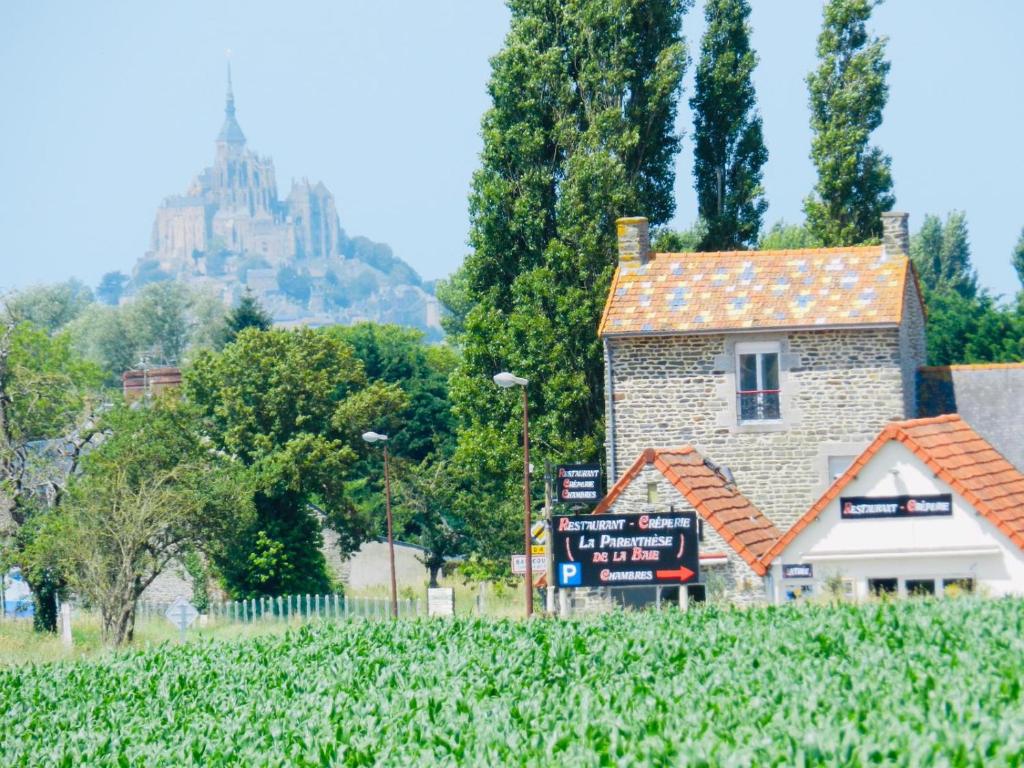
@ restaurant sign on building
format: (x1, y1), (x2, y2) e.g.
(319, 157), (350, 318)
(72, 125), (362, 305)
(840, 494), (952, 520)
(553, 512), (699, 588)
(555, 464), (602, 504)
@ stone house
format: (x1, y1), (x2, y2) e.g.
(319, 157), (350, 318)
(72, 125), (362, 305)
(589, 446), (780, 606)
(599, 212), (927, 530)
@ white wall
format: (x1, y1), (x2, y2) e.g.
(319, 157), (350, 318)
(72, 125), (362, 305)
(770, 440), (1024, 601)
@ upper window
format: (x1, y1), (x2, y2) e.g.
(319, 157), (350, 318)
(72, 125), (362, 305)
(736, 342), (781, 422)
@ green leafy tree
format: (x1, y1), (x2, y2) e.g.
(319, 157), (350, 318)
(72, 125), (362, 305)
(653, 223), (707, 253)
(690, 0), (768, 249)
(440, 0), (690, 561)
(392, 457), (464, 588)
(25, 395), (253, 646)
(96, 272), (129, 306)
(0, 318), (104, 631)
(758, 220), (821, 250)
(3, 280), (94, 333)
(910, 212), (978, 299)
(804, 0), (894, 246)
(185, 327), (408, 597)
(1012, 227), (1024, 289)
(923, 289), (1022, 366)
(223, 290), (272, 344)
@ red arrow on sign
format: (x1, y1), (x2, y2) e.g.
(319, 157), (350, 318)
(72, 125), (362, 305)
(655, 566), (696, 582)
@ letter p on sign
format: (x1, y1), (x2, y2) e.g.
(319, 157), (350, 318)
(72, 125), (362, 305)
(559, 562), (581, 587)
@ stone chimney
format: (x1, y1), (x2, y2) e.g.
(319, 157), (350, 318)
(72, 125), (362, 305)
(616, 216), (650, 267)
(881, 211), (909, 256)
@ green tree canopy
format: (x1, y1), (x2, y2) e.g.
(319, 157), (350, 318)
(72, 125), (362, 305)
(185, 327), (408, 597)
(96, 272), (129, 306)
(1012, 227), (1024, 290)
(0, 318), (104, 630)
(2, 280), (94, 333)
(690, 0), (768, 250)
(25, 394), (253, 646)
(440, 0), (690, 561)
(757, 220), (821, 251)
(804, 0), (894, 246)
(223, 290), (272, 344)
(910, 212), (978, 299)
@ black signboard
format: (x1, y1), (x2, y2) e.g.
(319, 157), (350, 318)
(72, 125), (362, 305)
(782, 563), (813, 579)
(555, 464), (602, 504)
(840, 494), (953, 520)
(552, 512), (699, 588)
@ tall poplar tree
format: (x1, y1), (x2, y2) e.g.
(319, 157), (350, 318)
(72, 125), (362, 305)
(910, 212), (977, 300)
(804, 0), (894, 246)
(1013, 227), (1024, 289)
(439, 0), (690, 559)
(690, 0), (767, 250)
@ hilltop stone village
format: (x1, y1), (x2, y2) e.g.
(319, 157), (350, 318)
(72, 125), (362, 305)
(136, 69), (441, 335)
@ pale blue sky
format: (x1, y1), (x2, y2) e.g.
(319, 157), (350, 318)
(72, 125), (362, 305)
(1, 1), (1022, 296)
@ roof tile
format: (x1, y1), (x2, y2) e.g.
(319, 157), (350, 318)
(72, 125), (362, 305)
(762, 415), (1024, 567)
(593, 446), (782, 576)
(600, 246), (914, 336)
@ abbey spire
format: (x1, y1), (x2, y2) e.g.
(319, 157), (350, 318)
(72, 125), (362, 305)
(216, 63), (246, 148)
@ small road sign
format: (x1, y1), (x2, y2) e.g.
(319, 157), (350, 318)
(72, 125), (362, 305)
(165, 597), (199, 642)
(511, 554), (548, 574)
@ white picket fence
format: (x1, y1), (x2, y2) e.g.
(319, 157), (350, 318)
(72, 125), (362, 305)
(136, 593), (422, 624)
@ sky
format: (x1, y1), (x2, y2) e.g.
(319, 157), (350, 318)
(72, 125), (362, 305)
(1, 1), (1022, 297)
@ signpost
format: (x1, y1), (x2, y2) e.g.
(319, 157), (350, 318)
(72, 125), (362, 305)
(554, 464), (601, 504)
(165, 597), (199, 643)
(553, 512), (699, 588)
(840, 494), (953, 520)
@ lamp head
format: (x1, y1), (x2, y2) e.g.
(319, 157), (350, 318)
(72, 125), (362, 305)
(493, 371), (528, 388)
(361, 431), (388, 444)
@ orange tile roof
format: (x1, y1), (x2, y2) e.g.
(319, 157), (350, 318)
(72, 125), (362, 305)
(761, 414), (1024, 567)
(594, 447), (782, 576)
(599, 246), (915, 336)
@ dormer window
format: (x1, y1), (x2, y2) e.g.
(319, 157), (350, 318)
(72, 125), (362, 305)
(736, 342), (781, 422)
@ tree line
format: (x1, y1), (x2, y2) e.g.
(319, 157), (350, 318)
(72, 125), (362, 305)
(0, 291), (461, 645)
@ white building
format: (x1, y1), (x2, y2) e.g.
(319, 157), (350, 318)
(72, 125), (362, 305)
(762, 414), (1024, 602)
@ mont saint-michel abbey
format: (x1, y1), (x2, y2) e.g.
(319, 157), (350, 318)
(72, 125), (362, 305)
(141, 68), (440, 333)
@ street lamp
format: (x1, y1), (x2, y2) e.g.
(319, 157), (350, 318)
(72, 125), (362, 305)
(493, 371), (533, 618)
(362, 431), (398, 619)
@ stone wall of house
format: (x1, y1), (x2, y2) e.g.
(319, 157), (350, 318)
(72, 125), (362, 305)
(898, 274), (928, 419)
(605, 327), (913, 529)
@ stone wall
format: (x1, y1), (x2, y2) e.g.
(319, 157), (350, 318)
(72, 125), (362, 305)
(918, 364), (1024, 471)
(898, 274), (928, 418)
(606, 327), (914, 528)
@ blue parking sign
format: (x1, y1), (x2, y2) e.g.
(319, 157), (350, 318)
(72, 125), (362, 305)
(558, 562), (581, 587)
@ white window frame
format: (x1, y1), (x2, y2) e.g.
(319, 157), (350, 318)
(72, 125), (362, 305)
(735, 341), (782, 424)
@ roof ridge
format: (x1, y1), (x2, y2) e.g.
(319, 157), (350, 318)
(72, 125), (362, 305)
(651, 245), (883, 259)
(761, 416), (1024, 569)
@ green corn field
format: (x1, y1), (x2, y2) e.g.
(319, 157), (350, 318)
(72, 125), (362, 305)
(2, 598), (1023, 766)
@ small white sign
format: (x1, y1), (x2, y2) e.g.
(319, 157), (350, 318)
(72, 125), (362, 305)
(165, 597), (199, 630)
(427, 587), (455, 617)
(511, 555), (548, 575)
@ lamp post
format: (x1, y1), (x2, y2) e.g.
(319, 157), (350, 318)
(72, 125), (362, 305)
(493, 371), (533, 618)
(362, 431), (398, 619)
